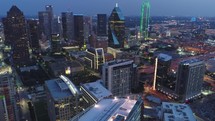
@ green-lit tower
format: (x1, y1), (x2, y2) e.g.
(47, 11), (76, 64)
(140, 0), (150, 40)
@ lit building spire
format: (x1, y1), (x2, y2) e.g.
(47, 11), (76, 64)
(140, 0), (150, 40)
(116, 3), (118, 7)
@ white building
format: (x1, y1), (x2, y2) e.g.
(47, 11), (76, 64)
(159, 102), (196, 121)
(70, 97), (144, 121)
(80, 81), (112, 107)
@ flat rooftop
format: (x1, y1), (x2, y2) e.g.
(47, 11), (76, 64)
(105, 59), (133, 67)
(45, 77), (79, 100)
(77, 98), (137, 121)
(158, 53), (172, 61)
(162, 102), (196, 121)
(82, 81), (112, 101)
(180, 58), (202, 65)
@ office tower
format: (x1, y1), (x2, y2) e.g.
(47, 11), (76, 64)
(155, 54), (172, 90)
(80, 81), (112, 107)
(176, 59), (205, 101)
(0, 96), (9, 121)
(140, 0), (150, 39)
(159, 102), (196, 121)
(74, 15), (84, 47)
(46, 5), (53, 21)
(45, 75), (82, 121)
(85, 48), (105, 70)
(51, 34), (61, 53)
(62, 12), (74, 41)
(84, 16), (92, 44)
(27, 19), (40, 51)
(108, 3), (125, 48)
(97, 14), (107, 36)
(2, 6), (30, 65)
(71, 96), (144, 121)
(38, 11), (51, 40)
(0, 65), (17, 121)
(89, 33), (108, 52)
(52, 16), (62, 35)
(102, 59), (134, 96)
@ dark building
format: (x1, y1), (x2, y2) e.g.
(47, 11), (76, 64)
(27, 19), (40, 51)
(108, 3), (125, 48)
(61, 12), (74, 41)
(176, 59), (205, 101)
(38, 11), (51, 40)
(2, 6), (30, 65)
(156, 54), (172, 89)
(51, 16), (61, 35)
(97, 14), (107, 36)
(38, 5), (53, 40)
(74, 15), (84, 47)
(51, 34), (61, 53)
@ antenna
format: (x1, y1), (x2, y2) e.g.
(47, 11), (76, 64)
(116, 3), (118, 7)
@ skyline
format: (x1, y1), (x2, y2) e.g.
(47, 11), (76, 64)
(0, 0), (215, 17)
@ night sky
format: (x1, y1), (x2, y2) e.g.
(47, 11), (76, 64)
(0, 0), (215, 17)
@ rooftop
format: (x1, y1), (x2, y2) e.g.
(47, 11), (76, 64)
(158, 53), (172, 61)
(77, 98), (137, 121)
(180, 58), (203, 65)
(45, 76), (80, 100)
(105, 59), (133, 67)
(81, 81), (112, 101)
(161, 102), (196, 121)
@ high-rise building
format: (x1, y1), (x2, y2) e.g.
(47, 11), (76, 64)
(27, 19), (40, 51)
(38, 11), (51, 40)
(84, 16), (92, 44)
(2, 6), (30, 65)
(102, 59), (134, 96)
(51, 34), (61, 53)
(159, 102), (196, 121)
(140, 0), (150, 39)
(97, 14), (107, 36)
(85, 48), (105, 70)
(0, 96), (9, 121)
(45, 75), (82, 121)
(108, 3), (125, 48)
(61, 12), (74, 41)
(70, 96), (144, 121)
(156, 54), (172, 89)
(74, 15), (84, 47)
(0, 64), (17, 121)
(176, 59), (205, 101)
(80, 80), (112, 107)
(38, 5), (53, 40)
(52, 16), (62, 35)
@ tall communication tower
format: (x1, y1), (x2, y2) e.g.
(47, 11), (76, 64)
(140, 0), (150, 40)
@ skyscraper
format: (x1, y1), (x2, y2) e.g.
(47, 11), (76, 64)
(102, 59), (134, 96)
(38, 11), (51, 40)
(97, 14), (107, 36)
(108, 3), (125, 48)
(0, 64), (17, 121)
(176, 59), (205, 101)
(3, 6), (30, 65)
(27, 19), (40, 51)
(74, 15), (84, 47)
(156, 54), (172, 89)
(62, 12), (74, 41)
(140, 0), (150, 39)
(38, 5), (53, 40)
(45, 75), (82, 121)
